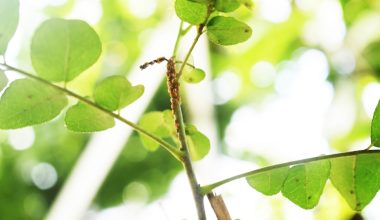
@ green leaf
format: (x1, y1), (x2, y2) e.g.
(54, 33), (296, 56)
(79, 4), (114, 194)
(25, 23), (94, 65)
(94, 75), (144, 111)
(330, 154), (380, 211)
(215, 0), (240, 12)
(371, 100), (380, 147)
(183, 68), (206, 83)
(0, 70), (8, 91)
(237, 0), (254, 9)
(138, 110), (175, 151)
(185, 124), (210, 161)
(246, 167), (289, 196)
(65, 101), (115, 132)
(364, 41), (380, 77)
(31, 18), (102, 82)
(188, 0), (210, 3)
(281, 160), (330, 209)
(0, 0), (19, 55)
(175, 0), (208, 25)
(0, 79), (68, 129)
(207, 16), (252, 45)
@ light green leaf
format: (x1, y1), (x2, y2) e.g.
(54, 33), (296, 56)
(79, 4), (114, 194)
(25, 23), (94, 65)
(237, 0), (254, 9)
(138, 110), (175, 151)
(207, 16), (252, 45)
(175, 0), (208, 25)
(31, 18), (102, 82)
(0, 0), (19, 55)
(94, 75), (144, 111)
(282, 160), (330, 209)
(185, 124), (210, 161)
(65, 101), (115, 132)
(246, 167), (289, 196)
(183, 68), (206, 84)
(364, 41), (380, 77)
(330, 154), (380, 211)
(0, 70), (8, 91)
(371, 100), (380, 147)
(0, 79), (68, 129)
(215, 0), (240, 12)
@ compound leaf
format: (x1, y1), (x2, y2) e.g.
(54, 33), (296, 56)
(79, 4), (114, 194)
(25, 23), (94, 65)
(0, 0), (19, 55)
(207, 16), (252, 45)
(330, 154), (380, 211)
(31, 18), (101, 82)
(65, 101), (115, 132)
(281, 160), (330, 209)
(94, 75), (144, 111)
(0, 79), (68, 129)
(175, 0), (208, 25)
(246, 166), (289, 196)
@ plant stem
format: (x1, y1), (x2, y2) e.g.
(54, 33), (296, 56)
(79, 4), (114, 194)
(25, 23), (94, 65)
(169, 14), (214, 219)
(201, 149), (380, 194)
(0, 63), (183, 161)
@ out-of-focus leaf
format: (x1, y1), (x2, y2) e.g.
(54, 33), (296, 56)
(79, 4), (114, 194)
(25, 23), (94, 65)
(94, 75), (144, 111)
(207, 16), (252, 45)
(183, 68), (206, 83)
(330, 154), (380, 211)
(0, 70), (8, 91)
(0, 0), (19, 55)
(138, 110), (175, 151)
(65, 101), (115, 132)
(175, 0), (208, 25)
(185, 124), (210, 160)
(0, 79), (68, 129)
(215, 0), (240, 12)
(246, 166), (289, 196)
(371, 100), (380, 147)
(237, 0), (254, 9)
(281, 160), (330, 209)
(364, 41), (380, 78)
(31, 18), (101, 82)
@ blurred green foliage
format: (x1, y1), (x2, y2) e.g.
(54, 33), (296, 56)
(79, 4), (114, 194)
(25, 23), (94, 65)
(1, 0), (380, 219)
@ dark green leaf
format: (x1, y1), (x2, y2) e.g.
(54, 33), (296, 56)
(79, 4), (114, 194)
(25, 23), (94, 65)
(281, 160), (330, 209)
(371, 100), (380, 147)
(183, 68), (206, 83)
(330, 154), (380, 211)
(0, 0), (19, 55)
(175, 0), (208, 25)
(138, 110), (175, 151)
(207, 16), (252, 45)
(94, 75), (144, 111)
(0, 70), (8, 91)
(185, 124), (210, 160)
(215, 0), (240, 12)
(31, 18), (102, 82)
(0, 79), (68, 129)
(246, 166), (289, 196)
(65, 101), (115, 132)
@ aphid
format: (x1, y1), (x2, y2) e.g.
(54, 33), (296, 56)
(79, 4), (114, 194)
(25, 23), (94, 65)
(139, 57), (167, 70)
(140, 56), (181, 135)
